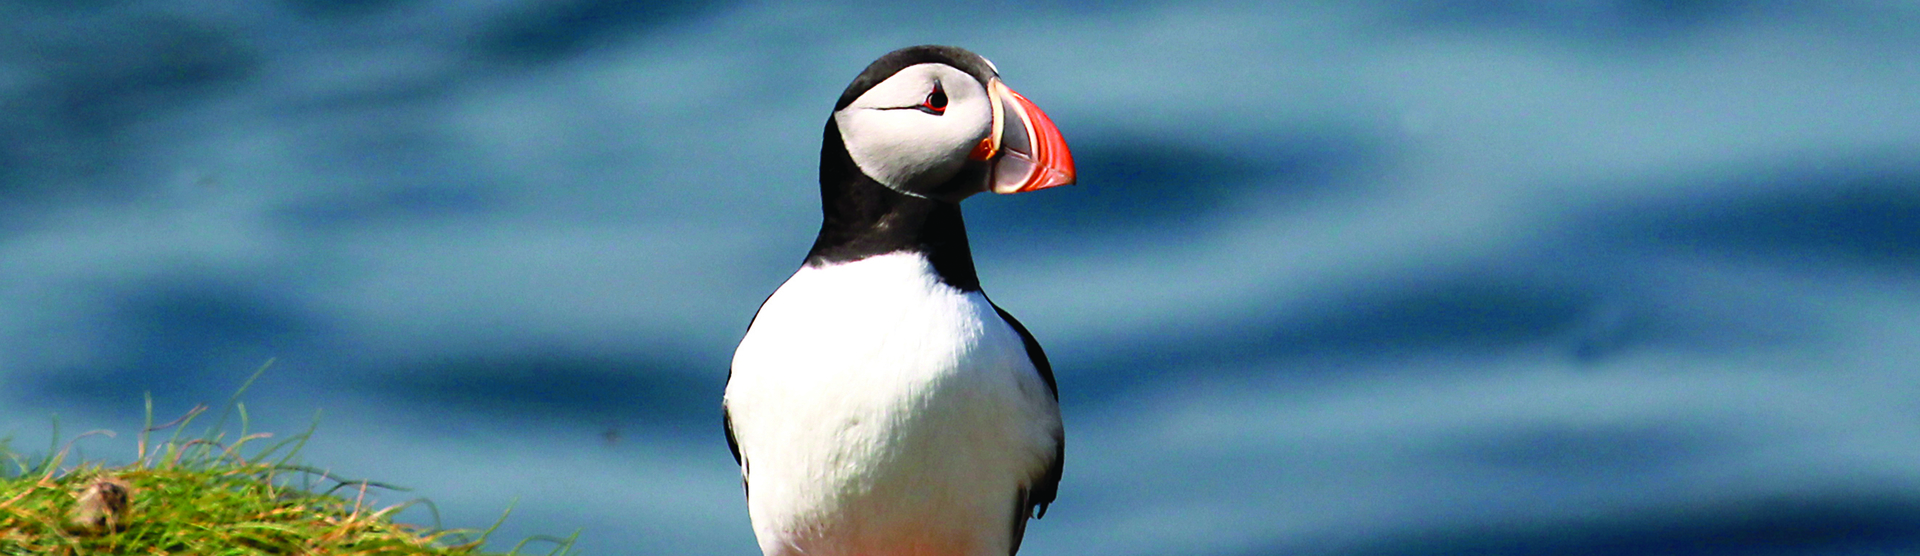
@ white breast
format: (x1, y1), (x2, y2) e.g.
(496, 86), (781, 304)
(725, 252), (1061, 556)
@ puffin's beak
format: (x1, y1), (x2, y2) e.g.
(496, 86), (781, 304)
(972, 78), (1075, 194)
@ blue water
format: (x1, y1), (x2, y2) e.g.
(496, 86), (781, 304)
(4, 2), (1919, 555)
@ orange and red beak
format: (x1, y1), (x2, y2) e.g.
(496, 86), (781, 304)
(969, 78), (1075, 194)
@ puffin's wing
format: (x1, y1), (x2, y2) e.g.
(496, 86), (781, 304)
(724, 293), (780, 495)
(993, 305), (1059, 399)
(990, 303), (1064, 553)
(723, 395), (748, 499)
(723, 402), (742, 466)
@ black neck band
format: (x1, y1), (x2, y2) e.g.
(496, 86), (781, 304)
(804, 121), (982, 292)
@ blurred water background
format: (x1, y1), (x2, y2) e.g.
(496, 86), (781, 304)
(4, 1), (1920, 554)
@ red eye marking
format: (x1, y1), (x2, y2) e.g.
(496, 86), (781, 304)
(919, 83), (948, 115)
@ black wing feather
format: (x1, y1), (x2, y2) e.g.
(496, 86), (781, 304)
(724, 292), (780, 498)
(723, 403), (742, 466)
(991, 303), (1064, 554)
(723, 401), (747, 498)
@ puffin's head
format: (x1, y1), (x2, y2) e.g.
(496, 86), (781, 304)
(831, 45), (1075, 202)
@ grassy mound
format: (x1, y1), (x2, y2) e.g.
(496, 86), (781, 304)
(1, 376), (573, 556)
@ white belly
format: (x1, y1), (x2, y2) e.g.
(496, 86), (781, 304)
(725, 252), (1061, 556)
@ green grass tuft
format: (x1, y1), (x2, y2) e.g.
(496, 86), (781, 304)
(0, 363), (576, 556)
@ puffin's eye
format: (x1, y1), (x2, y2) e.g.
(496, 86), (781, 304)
(918, 83), (948, 115)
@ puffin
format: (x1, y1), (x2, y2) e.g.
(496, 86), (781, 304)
(722, 45), (1074, 556)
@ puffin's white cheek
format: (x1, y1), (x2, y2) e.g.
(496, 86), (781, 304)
(835, 110), (988, 192)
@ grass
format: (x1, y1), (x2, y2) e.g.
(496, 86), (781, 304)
(0, 365), (576, 556)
